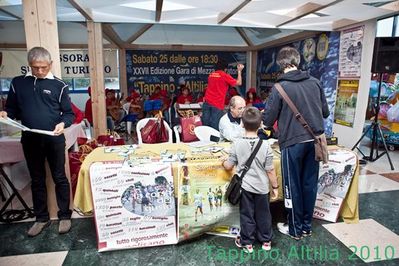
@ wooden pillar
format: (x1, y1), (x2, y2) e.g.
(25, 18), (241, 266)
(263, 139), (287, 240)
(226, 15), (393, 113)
(22, 0), (71, 219)
(87, 21), (107, 137)
(119, 48), (128, 96)
(250, 51), (257, 89)
(245, 51), (258, 91)
(22, 0), (61, 76)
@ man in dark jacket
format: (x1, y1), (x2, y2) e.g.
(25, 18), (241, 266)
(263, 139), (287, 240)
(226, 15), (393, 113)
(262, 46), (329, 240)
(0, 47), (75, 237)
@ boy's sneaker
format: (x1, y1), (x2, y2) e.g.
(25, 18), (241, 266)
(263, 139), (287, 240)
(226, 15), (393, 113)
(262, 242), (271, 251)
(235, 237), (254, 254)
(277, 222), (302, 240)
(235, 236), (242, 248)
(302, 230), (312, 237)
(243, 245), (254, 254)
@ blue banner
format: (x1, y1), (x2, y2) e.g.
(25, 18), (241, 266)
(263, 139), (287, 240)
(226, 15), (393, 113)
(257, 32), (340, 136)
(126, 50), (246, 97)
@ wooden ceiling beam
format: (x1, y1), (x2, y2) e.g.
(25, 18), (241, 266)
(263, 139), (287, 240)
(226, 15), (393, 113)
(235, 27), (253, 47)
(380, 1), (399, 12)
(277, 0), (344, 27)
(67, 0), (93, 21)
(102, 23), (125, 49)
(218, 0), (251, 24)
(126, 24), (153, 44)
(155, 0), (163, 22)
(332, 19), (358, 30)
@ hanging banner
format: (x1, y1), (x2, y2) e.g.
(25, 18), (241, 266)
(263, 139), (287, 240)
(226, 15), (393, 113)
(90, 161), (177, 252)
(257, 31), (340, 137)
(313, 149), (357, 222)
(338, 26), (364, 78)
(0, 50), (118, 78)
(125, 50), (246, 97)
(334, 79), (359, 127)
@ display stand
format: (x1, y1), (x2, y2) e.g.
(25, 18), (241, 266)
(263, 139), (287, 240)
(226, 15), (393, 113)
(351, 73), (394, 170)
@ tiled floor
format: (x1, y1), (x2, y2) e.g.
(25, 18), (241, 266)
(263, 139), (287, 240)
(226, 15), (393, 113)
(1, 141), (399, 266)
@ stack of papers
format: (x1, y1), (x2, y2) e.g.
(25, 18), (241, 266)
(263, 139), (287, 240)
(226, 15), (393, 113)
(0, 117), (55, 136)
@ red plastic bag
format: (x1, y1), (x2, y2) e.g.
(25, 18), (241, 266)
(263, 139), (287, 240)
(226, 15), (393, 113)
(140, 118), (169, 143)
(180, 115), (202, 142)
(97, 132), (125, 146)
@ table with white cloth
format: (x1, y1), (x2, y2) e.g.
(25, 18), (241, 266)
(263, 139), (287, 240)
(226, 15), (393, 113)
(0, 124), (86, 219)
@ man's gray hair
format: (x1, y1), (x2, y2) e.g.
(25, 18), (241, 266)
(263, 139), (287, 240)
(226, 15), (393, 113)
(27, 47), (52, 63)
(229, 95), (244, 109)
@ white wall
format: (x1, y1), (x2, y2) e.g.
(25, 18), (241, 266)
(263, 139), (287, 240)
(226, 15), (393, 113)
(332, 19), (377, 148)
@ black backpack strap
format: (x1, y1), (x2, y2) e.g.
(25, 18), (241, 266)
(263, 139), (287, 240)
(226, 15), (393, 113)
(239, 139), (263, 180)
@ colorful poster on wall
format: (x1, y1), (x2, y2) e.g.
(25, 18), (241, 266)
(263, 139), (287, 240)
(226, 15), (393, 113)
(177, 160), (239, 241)
(313, 149), (357, 222)
(334, 80), (359, 127)
(339, 26), (364, 78)
(257, 31), (340, 137)
(125, 50), (246, 98)
(90, 161), (177, 252)
(0, 50), (118, 78)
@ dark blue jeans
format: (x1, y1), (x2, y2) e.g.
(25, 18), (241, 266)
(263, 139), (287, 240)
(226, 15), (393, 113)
(239, 189), (273, 245)
(201, 102), (224, 130)
(22, 133), (72, 221)
(281, 141), (319, 237)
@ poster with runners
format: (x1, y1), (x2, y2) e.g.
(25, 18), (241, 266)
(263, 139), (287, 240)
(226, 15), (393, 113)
(90, 161), (177, 252)
(177, 160), (240, 241)
(313, 148), (358, 222)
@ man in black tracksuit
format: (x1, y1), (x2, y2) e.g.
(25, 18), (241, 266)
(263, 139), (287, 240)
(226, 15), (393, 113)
(0, 47), (75, 237)
(262, 46), (329, 240)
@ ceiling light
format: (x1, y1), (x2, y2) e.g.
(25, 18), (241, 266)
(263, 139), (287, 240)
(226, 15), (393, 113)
(302, 13), (321, 19)
(268, 8), (295, 16)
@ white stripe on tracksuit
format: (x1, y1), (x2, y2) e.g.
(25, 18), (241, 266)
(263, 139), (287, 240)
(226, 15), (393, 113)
(282, 148), (298, 237)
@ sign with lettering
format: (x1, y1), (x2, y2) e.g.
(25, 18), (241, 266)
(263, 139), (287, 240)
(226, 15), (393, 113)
(125, 50), (246, 97)
(90, 161), (177, 252)
(0, 49), (118, 78)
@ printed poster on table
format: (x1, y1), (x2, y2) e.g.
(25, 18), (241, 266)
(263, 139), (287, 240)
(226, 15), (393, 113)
(313, 149), (357, 222)
(334, 80), (359, 127)
(90, 161), (177, 252)
(177, 160), (240, 241)
(339, 26), (364, 78)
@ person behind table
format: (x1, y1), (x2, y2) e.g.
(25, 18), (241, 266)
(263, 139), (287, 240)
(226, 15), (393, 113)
(193, 189), (203, 222)
(105, 88), (124, 128)
(262, 46), (329, 240)
(219, 95), (246, 142)
(222, 106), (279, 254)
(84, 86), (114, 131)
(0, 47), (75, 237)
(201, 60), (244, 130)
(176, 86), (193, 104)
(245, 87), (262, 107)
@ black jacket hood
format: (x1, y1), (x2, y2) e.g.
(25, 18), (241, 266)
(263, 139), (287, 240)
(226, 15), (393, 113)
(277, 69), (310, 82)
